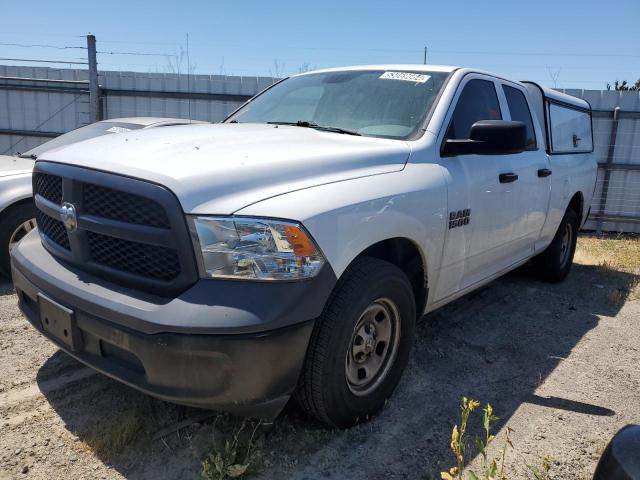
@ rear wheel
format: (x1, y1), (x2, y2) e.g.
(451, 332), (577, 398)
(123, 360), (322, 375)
(0, 202), (36, 278)
(295, 256), (416, 428)
(533, 208), (579, 283)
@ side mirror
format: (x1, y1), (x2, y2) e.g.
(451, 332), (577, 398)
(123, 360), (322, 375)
(593, 425), (640, 479)
(441, 120), (527, 157)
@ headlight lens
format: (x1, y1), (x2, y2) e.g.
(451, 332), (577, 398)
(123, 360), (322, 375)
(189, 216), (325, 280)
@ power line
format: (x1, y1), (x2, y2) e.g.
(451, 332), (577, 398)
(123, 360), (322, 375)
(429, 49), (640, 59)
(177, 42), (640, 59)
(98, 39), (180, 46)
(97, 50), (178, 58)
(0, 42), (86, 50)
(0, 57), (87, 65)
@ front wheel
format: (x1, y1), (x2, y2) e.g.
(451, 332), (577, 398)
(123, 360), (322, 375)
(533, 208), (579, 283)
(0, 202), (36, 278)
(295, 256), (416, 428)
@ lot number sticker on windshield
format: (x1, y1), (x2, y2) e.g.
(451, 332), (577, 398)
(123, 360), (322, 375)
(380, 72), (431, 83)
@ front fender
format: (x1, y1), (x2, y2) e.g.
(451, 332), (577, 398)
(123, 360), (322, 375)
(235, 164), (448, 284)
(0, 173), (32, 214)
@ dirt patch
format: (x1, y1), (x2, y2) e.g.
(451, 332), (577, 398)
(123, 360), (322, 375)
(1, 236), (639, 479)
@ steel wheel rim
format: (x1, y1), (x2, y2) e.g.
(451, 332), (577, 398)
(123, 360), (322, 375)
(559, 222), (573, 268)
(345, 297), (401, 397)
(8, 218), (36, 253)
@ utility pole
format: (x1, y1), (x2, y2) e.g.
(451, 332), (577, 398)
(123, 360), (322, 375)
(423, 46), (427, 65)
(186, 33), (192, 121)
(87, 34), (100, 123)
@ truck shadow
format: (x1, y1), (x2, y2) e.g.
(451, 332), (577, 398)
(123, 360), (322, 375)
(0, 278), (15, 297)
(36, 262), (638, 479)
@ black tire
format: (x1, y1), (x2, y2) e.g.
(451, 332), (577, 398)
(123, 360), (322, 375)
(533, 208), (579, 283)
(0, 201), (36, 278)
(295, 256), (416, 428)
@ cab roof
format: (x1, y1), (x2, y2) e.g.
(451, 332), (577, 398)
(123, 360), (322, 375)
(297, 64), (459, 76)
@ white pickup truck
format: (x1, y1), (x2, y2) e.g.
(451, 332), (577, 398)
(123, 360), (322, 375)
(11, 65), (596, 428)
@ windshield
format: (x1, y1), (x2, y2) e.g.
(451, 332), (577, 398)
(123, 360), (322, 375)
(226, 70), (450, 140)
(19, 121), (145, 159)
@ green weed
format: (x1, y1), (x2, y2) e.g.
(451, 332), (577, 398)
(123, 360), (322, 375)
(441, 398), (549, 480)
(201, 420), (261, 480)
(84, 408), (144, 459)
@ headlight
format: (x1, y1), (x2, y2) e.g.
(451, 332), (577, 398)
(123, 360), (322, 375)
(189, 216), (325, 280)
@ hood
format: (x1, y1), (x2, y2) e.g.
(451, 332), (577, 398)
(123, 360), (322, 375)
(0, 155), (34, 177)
(39, 123), (411, 214)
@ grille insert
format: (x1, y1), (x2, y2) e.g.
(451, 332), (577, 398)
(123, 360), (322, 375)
(83, 183), (170, 228)
(34, 173), (62, 204)
(86, 232), (180, 281)
(32, 163), (197, 295)
(36, 210), (69, 250)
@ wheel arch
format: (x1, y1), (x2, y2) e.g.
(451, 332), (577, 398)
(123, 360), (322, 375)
(0, 196), (35, 218)
(0, 174), (33, 217)
(348, 237), (428, 319)
(567, 191), (585, 225)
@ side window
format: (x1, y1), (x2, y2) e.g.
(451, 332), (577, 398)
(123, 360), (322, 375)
(503, 85), (536, 150)
(446, 79), (502, 140)
(548, 103), (593, 153)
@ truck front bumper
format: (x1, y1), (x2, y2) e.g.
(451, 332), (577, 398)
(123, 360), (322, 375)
(10, 231), (336, 419)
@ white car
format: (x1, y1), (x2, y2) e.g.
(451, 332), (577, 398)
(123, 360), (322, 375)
(11, 65), (596, 427)
(0, 118), (205, 277)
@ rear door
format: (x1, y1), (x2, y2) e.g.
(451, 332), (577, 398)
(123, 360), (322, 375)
(499, 82), (551, 256)
(433, 75), (521, 301)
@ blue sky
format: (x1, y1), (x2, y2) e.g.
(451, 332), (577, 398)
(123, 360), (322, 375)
(2, 0), (639, 89)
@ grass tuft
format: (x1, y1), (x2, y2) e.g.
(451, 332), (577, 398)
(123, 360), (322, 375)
(575, 234), (640, 302)
(575, 234), (640, 272)
(201, 420), (262, 480)
(84, 408), (145, 459)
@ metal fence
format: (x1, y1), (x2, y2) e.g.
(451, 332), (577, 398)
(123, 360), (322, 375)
(1, 66), (639, 233)
(561, 89), (640, 233)
(0, 64), (277, 155)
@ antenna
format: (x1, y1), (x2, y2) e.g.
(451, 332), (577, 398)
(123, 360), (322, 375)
(186, 33), (192, 122)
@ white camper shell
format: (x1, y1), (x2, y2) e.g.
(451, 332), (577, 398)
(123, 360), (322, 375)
(523, 81), (594, 155)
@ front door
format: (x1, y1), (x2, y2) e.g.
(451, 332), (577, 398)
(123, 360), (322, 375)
(432, 75), (522, 302)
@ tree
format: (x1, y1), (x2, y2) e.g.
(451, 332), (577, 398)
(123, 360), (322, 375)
(606, 79), (640, 91)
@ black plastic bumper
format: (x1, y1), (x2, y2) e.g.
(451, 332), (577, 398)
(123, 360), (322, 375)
(11, 231), (336, 419)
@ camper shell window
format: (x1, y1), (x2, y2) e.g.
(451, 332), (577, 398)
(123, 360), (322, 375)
(522, 81), (593, 155)
(547, 102), (593, 154)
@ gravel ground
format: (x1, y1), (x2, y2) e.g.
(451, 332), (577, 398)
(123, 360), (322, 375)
(1, 238), (639, 480)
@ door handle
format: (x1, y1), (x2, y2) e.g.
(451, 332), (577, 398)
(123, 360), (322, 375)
(499, 173), (519, 183)
(537, 168), (552, 178)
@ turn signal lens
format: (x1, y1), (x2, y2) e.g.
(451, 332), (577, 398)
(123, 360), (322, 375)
(283, 225), (318, 257)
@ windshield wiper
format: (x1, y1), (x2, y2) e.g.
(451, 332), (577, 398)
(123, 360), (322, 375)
(18, 153), (37, 159)
(267, 121), (361, 136)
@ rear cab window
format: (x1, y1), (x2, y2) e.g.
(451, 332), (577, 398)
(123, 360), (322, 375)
(502, 85), (537, 150)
